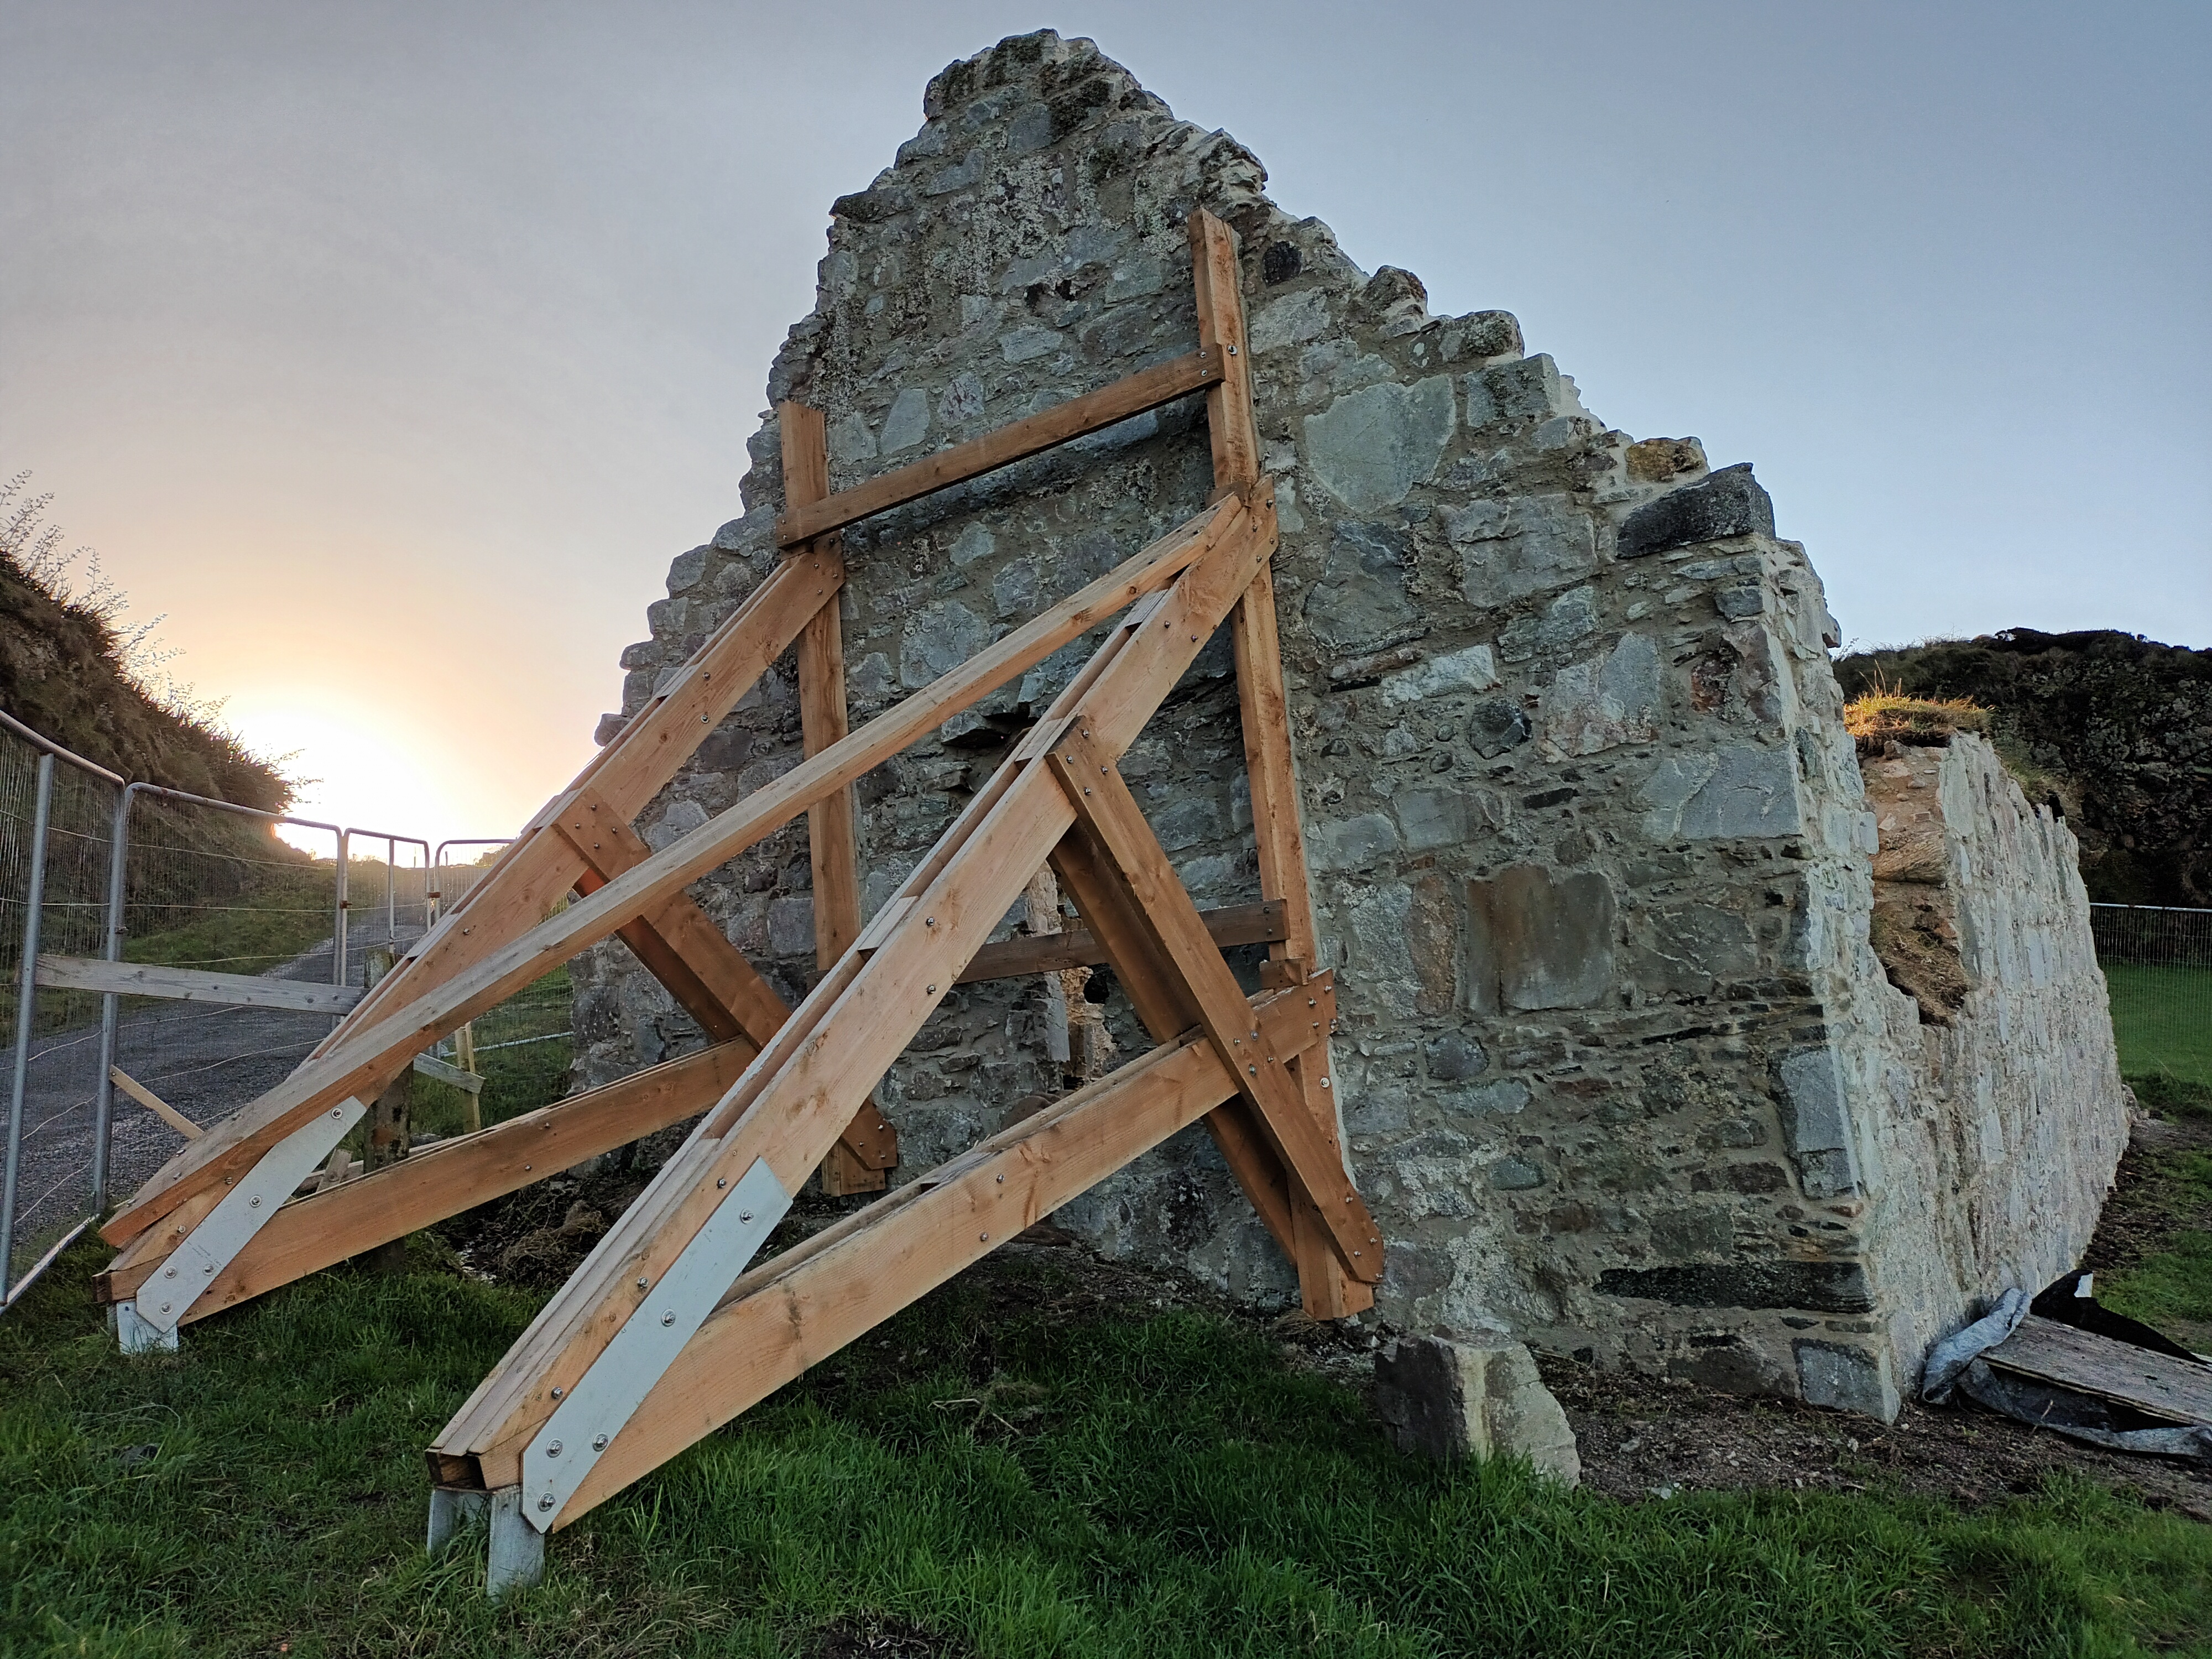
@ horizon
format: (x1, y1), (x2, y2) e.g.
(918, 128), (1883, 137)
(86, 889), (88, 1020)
(4, 2), (2205, 844)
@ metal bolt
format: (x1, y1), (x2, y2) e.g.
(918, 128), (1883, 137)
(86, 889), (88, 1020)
(1321, 1078), (1332, 1089)
(927, 984), (937, 994)
(925, 916), (935, 927)
(593, 1433), (609, 1451)
(551, 1386), (564, 1399)
(980, 1233), (989, 1242)
(538, 1494), (555, 1512)
(637, 1277), (648, 1290)
(546, 1441), (563, 1458)
(717, 1177), (727, 1188)
(661, 1311), (676, 1326)
(1227, 343), (1238, 355)
(995, 1175), (1004, 1184)
(204, 1262), (214, 1274)
(1249, 1065), (1259, 1075)
(739, 1209), (754, 1223)
(330, 1108), (342, 1118)
(249, 1196), (261, 1208)
(523, 1164), (531, 1172)
(164, 1265), (176, 1279)
(159, 1302), (171, 1313)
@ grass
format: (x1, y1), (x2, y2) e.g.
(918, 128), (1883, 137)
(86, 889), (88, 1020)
(2106, 963), (2212, 1087)
(4, 1241), (2211, 1657)
(2101, 1075), (2212, 1351)
(121, 859), (338, 977)
(1843, 691), (1990, 754)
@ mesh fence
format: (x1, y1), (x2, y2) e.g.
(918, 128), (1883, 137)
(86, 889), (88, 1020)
(102, 792), (346, 1215)
(1, 726), (119, 1300)
(2090, 904), (2212, 1087)
(0, 714), (582, 1305)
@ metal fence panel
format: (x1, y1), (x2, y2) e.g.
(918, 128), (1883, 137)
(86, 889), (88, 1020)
(2, 726), (120, 1300)
(2089, 903), (2212, 1087)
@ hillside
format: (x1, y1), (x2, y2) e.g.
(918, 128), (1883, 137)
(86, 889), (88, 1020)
(0, 490), (288, 811)
(1837, 630), (2211, 907)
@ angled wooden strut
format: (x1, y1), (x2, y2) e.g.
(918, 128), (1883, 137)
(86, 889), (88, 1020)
(429, 481), (1345, 1528)
(103, 494), (1242, 1253)
(98, 209), (1374, 1572)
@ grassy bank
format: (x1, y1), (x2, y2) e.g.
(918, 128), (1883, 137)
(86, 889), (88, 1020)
(4, 1237), (2209, 1658)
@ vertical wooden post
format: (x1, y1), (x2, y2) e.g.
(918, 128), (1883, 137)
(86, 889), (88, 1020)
(780, 401), (890, 1196)
(360, 946), (412, 1271)
(1190, 209), (1373, 1318)
(455, 1020), (482, 1135)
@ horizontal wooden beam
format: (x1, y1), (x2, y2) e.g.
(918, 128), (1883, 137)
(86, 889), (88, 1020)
(954, 899), (1284, 985)
(105, 495), (1248, 1249)
(37, 955), (363, 1015)
(774, 351), (1220, 549)
(95, 1042), (755, 1311)
(543, 975), (1333, 1523)
(411, 1053), (484, 1095)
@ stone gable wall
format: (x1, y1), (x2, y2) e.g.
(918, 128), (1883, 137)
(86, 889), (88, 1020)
(572, 30), (2125, 1416)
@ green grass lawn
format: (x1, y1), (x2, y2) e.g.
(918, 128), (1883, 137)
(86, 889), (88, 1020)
(4, 1240), (2210, 1658)
(2100, 1076), (2212, 1353)
(2105, 962), (2212, 1086)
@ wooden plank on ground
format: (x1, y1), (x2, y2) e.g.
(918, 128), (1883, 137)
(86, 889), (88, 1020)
(774, 351), (1221, 549)
(38, 956), (363, 1015)
(107, 1068), (202, 1140)
(1984, 1316), (2212, 1426)
(551, 975), (1333, 1524)
(956, 899), (1285, 984)
(105, 497), (1247, 1249)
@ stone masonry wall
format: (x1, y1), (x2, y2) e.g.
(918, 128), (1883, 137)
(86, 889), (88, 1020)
(1857, 735), (2131, 1382)
(572, 30), (2125, 1416)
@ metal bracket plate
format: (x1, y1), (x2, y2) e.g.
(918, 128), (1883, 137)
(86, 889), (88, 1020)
(520, 1155), (790, 1530)
(138, 1098), (367, 1334)
(113, 1299), (178, 1354)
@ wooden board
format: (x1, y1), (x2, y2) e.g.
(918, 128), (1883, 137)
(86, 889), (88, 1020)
(1189, 210), (1260, 493)
(550, 975), (1333, 1523)
(956, 899), (1284, 984)
(782, 399), (886, 1196)
(434, 495), (1280, 1485)
(103, 497), (1245, 1248)
(1042, 722), (1380, 1281)
(108, 1067), (202, 1140)
(95, 1042), (756, 1310)
(1985, 1316), (2212, 1426)
(774, 351), (1220, 548)
(38, 956), (364, 1015)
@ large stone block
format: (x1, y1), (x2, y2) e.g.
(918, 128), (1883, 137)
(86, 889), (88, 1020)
(1463, 865), (1616, 1013)
(1616, 462), (1775, 559)
(1374, 1335), (1580, 1483)
(1449, 493), (1598, 608)
(1303, 375), (1455, 513)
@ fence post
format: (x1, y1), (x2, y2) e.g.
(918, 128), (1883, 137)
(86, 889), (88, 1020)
(1, 754), (57, 1300)
(90, 782), (137, 1211)
(333, 829), (351, 988)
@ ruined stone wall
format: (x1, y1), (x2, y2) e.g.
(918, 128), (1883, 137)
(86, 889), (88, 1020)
(574, 30), (2125, 1417)
(1858, 735), (2131, 1380)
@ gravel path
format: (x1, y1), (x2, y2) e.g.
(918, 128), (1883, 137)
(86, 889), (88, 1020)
(2, 916), (422, 1280)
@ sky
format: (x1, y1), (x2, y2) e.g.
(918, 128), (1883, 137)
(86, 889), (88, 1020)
(2, 1), (2205, 844)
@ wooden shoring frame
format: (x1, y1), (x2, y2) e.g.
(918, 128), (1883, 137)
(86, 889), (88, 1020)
(98, 211), (1379, 1556)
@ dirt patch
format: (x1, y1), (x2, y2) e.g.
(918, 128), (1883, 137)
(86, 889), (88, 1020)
(808, 1615), (962, 1658)
(1536, 1350), (2211, 1519)
(440, 1111), (2210, 1519)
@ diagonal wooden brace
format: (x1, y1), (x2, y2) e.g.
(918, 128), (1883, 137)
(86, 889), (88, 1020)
(1041, 721), (1382, 1282)
(539, 974), (1334, 1525)
(552, 787), (895, 1176)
